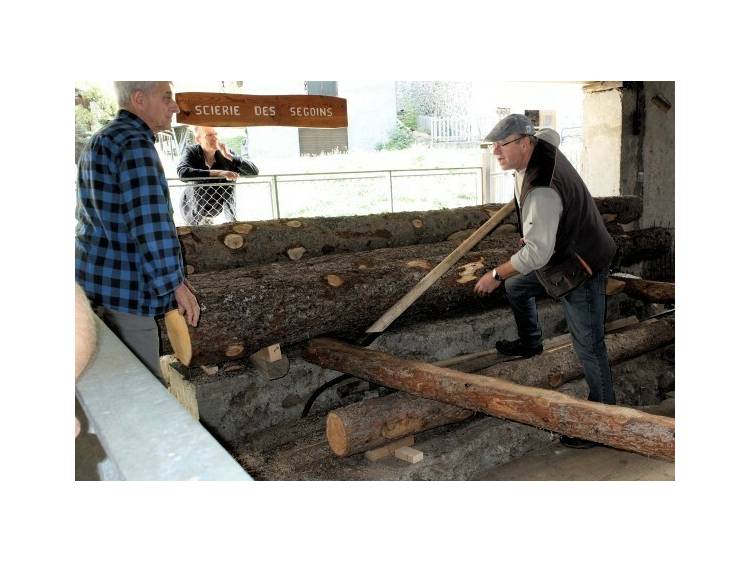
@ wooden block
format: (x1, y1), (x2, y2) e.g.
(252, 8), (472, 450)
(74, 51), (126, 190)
(394, 446), (424, 464)
(364, 435), (415, 462)
(253, 344), (282, 363)
(250, 352), (290, 380)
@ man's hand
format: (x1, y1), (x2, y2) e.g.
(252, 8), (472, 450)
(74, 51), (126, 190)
(473, 271), (502, 297)
(175, 281), (200, 327)
(218, 142), (234, 161)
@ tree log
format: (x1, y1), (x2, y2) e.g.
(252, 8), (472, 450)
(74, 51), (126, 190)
(178, 196), (644, 273)
(481, 317), (675, 387)
(304, 338), (675, 461)
(615, 227), (673, 266)
(323, 318), (674, 457)
(617, 277), (675, 303)
(326, 392), (473, 457)
(593, 195), (643, 224)
(159, 228), (672, 366)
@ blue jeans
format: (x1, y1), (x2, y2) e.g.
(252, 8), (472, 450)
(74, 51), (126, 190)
(503, 269), (615, 404)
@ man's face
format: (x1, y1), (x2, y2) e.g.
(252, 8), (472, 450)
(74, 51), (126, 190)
(138, 82), (179, 133)
(492, 135), (529, 171)
(197, 127), (220, 151)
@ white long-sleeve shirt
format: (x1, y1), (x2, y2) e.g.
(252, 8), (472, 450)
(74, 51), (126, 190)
(509, 170), (563, 275)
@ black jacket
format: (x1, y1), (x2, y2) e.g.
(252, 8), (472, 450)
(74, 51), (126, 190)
(517, 139), (616, 274)
(177, 144), (258, 181)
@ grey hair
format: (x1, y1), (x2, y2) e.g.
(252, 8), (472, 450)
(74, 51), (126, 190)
(113, 81), (161, 108)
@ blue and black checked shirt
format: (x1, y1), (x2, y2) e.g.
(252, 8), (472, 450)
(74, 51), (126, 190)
(75, 110), (184, 317)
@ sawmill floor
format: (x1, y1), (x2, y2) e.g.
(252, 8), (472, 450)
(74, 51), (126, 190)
(474, 440), (674, 481)
(475, 397), (675, 480)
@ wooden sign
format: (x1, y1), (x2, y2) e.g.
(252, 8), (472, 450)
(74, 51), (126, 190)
(175, 92), (347, 128)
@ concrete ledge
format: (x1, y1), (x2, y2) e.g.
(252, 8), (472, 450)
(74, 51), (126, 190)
(75, 318), (251, 481)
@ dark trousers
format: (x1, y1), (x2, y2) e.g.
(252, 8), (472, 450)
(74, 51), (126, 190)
(96, 307), (165, 384)
(503, 270), (615, 404)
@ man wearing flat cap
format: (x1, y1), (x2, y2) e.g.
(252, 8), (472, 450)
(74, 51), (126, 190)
(473, 114), (616, 449)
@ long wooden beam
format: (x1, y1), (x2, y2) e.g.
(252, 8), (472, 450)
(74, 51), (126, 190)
(304, 338), (675, 461)
(323, 317), (673, 457)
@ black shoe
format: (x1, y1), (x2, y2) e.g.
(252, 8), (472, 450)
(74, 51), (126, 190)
(560, 435), (599, 449)
(495, 339), (543, 357)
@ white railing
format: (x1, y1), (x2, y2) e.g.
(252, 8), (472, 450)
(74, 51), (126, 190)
(415, 115), (501, 144)
(167, 166), (484, 226)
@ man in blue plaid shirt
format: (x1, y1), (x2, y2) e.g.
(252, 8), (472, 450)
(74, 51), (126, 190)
(75, 81), (200, 379)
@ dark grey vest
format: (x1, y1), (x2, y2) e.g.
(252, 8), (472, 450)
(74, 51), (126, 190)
(516, 139), (616, 273)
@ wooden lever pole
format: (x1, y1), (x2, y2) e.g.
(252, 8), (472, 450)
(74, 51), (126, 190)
(364, 199), (516, 336)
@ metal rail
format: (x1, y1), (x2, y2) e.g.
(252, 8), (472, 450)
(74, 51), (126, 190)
(75, 318), (252, 481)
(166, 165), (484, 221)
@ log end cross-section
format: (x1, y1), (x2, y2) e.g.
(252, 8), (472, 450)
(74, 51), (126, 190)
(164, 309), (192, 366)
(223, 233), (245, 250)
(287, 246), (307, 261)
(224, 343), (245, 358)
(325, 274), (345, 287)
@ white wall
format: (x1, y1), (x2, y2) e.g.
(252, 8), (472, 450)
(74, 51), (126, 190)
(338, 81), (397, 151)
(582, 89), (623, 197)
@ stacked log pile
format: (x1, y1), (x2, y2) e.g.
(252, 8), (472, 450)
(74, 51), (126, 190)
(177, 196), (643, 273)
(159, 226), (672, 366)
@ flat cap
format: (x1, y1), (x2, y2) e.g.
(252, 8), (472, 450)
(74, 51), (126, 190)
(484, 114), (535, 142)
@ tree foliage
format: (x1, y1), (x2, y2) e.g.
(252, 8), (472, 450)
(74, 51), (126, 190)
(395, 81), (472, 118)
(75, 85), (117, 162)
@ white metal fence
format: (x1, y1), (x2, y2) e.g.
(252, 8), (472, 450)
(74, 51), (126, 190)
(166, 166), (484, 226)
(416, 115), (501, 144)
(417, 115), (483, 143)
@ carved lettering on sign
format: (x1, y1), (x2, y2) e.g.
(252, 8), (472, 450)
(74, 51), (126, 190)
(176, 93), (348, 128)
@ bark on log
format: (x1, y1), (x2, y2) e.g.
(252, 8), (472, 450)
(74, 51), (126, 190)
(593, 195), (643, 224)
(618, 278), (675, 303)
(158, 228), (672, 366)
(615, 227), (673, 266)
(326, 393), (472, 457)
(304, 338), (675, 461)
(481, 317), (675, 387)
(178, 196), (644, 273)
(323, 318), (674, 457)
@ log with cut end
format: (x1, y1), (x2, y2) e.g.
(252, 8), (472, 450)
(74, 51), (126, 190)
(304, 338), (675, 461)
(617, 277), (675, 303)
(322, 318), (674, 457)
(177, 196), (644, 273)
(159, 228), (672, 366)
(178, 205), (502, 274)
(161, 237), (520, 365)
(326, 393), (473, 457)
